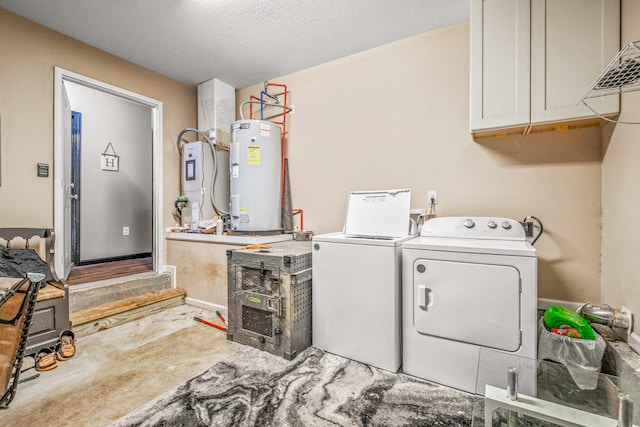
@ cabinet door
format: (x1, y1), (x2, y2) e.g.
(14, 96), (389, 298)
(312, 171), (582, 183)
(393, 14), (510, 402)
(470, 0), (531, 132)
(531, 0), (620, 124)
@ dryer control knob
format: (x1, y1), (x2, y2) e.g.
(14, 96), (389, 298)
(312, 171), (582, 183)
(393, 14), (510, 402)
(488, 220), (497, 229)
(501, 221), (512, 230)
(463, 218), (475, 228)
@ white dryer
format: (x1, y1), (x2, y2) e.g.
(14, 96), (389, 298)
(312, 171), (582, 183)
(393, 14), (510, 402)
(402, 217), (537, 393)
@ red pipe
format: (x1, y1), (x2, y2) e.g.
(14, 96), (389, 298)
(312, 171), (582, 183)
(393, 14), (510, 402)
(249, 95), (261, 120)
(292, 208), (303, 230)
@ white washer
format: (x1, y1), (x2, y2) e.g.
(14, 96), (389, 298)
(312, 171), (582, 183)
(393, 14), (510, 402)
(312, 188), (415, 373)
(402, 217), (537, 393)
(312, 233), (415, 372)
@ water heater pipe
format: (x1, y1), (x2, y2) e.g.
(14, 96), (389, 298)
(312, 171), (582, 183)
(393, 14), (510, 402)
(577, 303), (632, 330)
(249, 95), (261, 119)
(292, 208), (304, 230)
(240, 101), (289, 120)
(260, 89), (279, 120)
(264, 82), (288, 208)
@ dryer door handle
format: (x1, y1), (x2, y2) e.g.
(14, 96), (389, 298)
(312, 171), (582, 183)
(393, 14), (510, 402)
(418, 285), (433, 309)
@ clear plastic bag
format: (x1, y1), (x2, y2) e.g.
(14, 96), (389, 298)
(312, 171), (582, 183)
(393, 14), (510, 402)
(537, 319), (607, 390)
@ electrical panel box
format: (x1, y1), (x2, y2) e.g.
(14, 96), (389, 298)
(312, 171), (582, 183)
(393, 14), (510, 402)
(182, 141), (214, 223)
(227, 240), (312, 360)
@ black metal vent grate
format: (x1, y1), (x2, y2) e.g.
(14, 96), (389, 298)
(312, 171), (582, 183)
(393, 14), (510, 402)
(242, 305), (273, 337)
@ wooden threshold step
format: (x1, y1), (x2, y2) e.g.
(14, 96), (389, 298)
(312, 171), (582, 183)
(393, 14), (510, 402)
(70, 288), (186, 338)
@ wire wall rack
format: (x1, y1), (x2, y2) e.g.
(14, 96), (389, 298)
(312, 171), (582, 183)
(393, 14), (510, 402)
(581, 41), (640, 100)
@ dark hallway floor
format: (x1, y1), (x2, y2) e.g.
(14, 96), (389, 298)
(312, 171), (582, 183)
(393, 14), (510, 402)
(66, 257), (153, 286)
(2, 304), (239, 426)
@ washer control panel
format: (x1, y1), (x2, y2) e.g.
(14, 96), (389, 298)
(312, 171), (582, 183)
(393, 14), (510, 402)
(420, 216), (525, 240)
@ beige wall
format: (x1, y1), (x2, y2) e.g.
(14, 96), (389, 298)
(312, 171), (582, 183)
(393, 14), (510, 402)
(238, 20), (604, 304)
(5, 6), (634, 325)
(166, 239), (232, 307)
(0, 8), (194, 235)
(602, 1), (640, 334)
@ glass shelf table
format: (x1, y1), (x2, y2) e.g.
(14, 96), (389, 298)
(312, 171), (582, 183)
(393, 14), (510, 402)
(472, 348), (639, 427)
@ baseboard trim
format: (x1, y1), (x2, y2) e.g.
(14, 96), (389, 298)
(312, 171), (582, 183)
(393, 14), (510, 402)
(185, 296), (227, 315)
(160, 264), (176, 288)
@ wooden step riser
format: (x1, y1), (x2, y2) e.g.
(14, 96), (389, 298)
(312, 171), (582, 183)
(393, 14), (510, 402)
(71, 288), (186, 338)
(69, 273), (172, 312)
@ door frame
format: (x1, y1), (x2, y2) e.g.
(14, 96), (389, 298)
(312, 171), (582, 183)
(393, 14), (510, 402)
(53, 67), (164, 280)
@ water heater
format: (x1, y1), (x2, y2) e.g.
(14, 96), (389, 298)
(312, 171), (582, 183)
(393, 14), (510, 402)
(230, 120), (282, 232)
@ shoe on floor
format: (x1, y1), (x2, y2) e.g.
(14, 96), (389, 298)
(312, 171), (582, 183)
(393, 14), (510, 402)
(35, 348), (58, 372)
(56, 330), (76, 361)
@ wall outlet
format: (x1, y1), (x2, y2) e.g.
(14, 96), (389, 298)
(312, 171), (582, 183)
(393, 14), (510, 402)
(427, 190), (438, 205)
(123, 226), (130, 236)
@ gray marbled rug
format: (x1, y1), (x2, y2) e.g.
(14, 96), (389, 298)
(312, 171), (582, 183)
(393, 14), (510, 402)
(110, 346), (474, 426)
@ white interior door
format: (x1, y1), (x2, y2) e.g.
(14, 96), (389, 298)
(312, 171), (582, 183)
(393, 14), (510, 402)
(62, 83), (73, 280)
(53, 80), (73, 281)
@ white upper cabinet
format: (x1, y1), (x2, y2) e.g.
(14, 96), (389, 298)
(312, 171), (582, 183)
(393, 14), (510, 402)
(470, 0), (620, 136)
(470, 0), (531, 133)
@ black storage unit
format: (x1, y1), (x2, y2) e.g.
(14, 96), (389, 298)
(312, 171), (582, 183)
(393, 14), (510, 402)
(26, 283), (71, 356)
(227, 240), (312, 360)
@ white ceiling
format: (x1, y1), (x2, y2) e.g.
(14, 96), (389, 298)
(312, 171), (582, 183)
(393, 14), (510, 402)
(0, 0), (469, 88)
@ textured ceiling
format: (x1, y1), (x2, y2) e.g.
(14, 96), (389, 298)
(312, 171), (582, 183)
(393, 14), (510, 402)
(0, 0), (470, 88)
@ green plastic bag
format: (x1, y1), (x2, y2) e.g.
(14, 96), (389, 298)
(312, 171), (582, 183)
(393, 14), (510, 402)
(543, 306), (595, 340)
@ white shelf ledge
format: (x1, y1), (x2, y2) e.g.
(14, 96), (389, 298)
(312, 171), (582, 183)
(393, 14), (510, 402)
(165, 232), (293, 246)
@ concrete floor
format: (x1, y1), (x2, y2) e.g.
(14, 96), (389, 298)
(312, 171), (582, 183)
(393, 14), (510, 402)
(2, 304), (240, 427)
